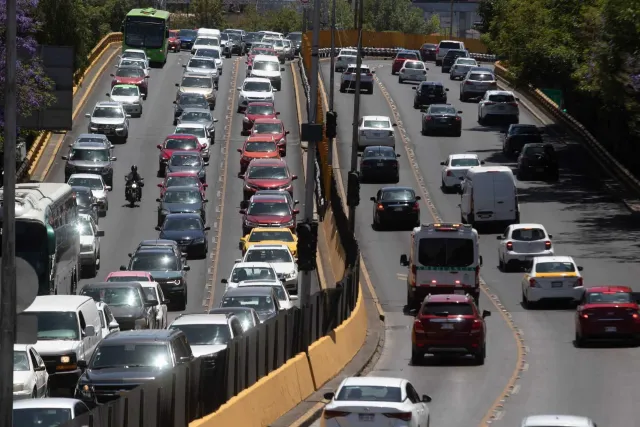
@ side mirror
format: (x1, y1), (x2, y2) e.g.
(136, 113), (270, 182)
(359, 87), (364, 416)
(110, 157), (117, 161)
(96, 230), (105, 237)
(479, 255), (483, 266)
(293, 209), (300, 214)
(396, 154), (401, 158)
(294, 200), (300, 205)
(457, 111), (463, 114)
(204, 162), (209, 166)
(482, 310), (491, 318)
(34, 365), (46, 371)
(162, 299), (170, 305)
(371, 70), (376, 74)
(237, 148), (243, 153)
(108, 320), (119, 330)
(280, 67), (285, 71)
(415, 196), (421, 200)
(422, 395), (432, 403)
(285, 130), (290, 135)
(445, 88), (450, 91)
(237, 87), (241, 90)
(156, 198), (161, 202)
(182, 64), (186, 68)
(144, 301), (156, 308)
(203, 198), (209, 203)
(105, 93), (111, 97)
(276, 112), (281, 115)
(119, 265), (127, 270)
(420, 109), (427, 113)
(157, 144), (163, 149)
(127, 253), (132, 257)
(234, 259), (242, 263)
(291, 175), (298, 180)
(578, 266), (584, 271)
(109, 74), (115, 77)
(221, 278), (228, 284)
(323, 392), (334, 400)
(157, 183), (163, 188)
(408, 308), (417, 316)
(61, 156), (68, 160)
(126, 115), (132, 119)
(175, 83), (180, 87)
(240, 200), (249, 209)
(77, 360), (88, 369)
(203, 183), (209, 187)
(440, 161), (445, 165)
(172, 100), (177, 104)
(183, 265), (191, 271)
(411, 86), (417, 90)
(515, 97), (520, 101)
(392, 123), (398, 127)
(425, 67), (429, 70)
(290, 295), (299, 301)
(85, 113), (91, 118)
(480, 161), (485, 165)
(105, 186), (112, 191)
(213, 118), (219, 122)
(239, 209), (246, 214)
(84, 325), (96, 337)
(370, 196), (376, 202)
(155, 226), (161, 231)
(204, 226), (211, 231)
(496, 235), (503, 240)
(400, 254), (409, 266)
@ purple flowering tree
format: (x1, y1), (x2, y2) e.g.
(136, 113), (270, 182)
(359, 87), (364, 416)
(0, 0), (55, 131)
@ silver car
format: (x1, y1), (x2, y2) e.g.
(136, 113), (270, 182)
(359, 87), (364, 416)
(282, 39), (295, 60)
(70, 133), (113, 151)
(116, 57), (150, 77)
(175, 73), (216, 109)
(193, 48), (223, 75)
(449, 57), (478, 80)
(460, 69), (498, 101)
(67, 173), (111, 215)
(173, 122), (212, 161)
(13, 398), (91, 424)
(85, 101), (130, 144)
(106, 84), (143, 117)
(183, 57), (219, 85)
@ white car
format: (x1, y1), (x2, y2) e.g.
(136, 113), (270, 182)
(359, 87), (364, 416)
(521, 415), (596, 427)
(168, 313), (244, 357)
(334, 54), (356, 72)
(77, 214), (104, 277)
(238, 245), (299, 293)
(66, 173), (111, 215)
(96, 301), (120, 337)
(191, 36), (220, 55)
(338, 48), (358, 57)
(398, 60), (428, 83)
(184, 56), (219, 84)
(222, 262), (283, 288)
(497, 223), (554, 272)
(107, 84), (143, 117)
(233, 280), (298, 310)
(478, 90), (520, 125)
(339, 63), (374, 94)
(357, 115), (397, 149)
(120, 49), (148, 63)
(116, 57), (149, 77)
(193, 48), (223, 74)
(174, 123), (211, 160)
(237, 77), (275, 112)
(13, 344), (48, 399)
(521, 256), (584, 308)
(440, 153), (483, 191)
(449, 57), (478, 80)
(321, 376), (431, 427)
(141, 282), (169, 329)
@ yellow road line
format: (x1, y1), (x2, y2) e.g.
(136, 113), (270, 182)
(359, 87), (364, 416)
(288, 401), (326, 427)
(291, 61), (327, 290)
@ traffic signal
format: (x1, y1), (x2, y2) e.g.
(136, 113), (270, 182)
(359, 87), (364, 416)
(325, 111), (337, 139)
(347, 171), (360, 207)
(296, 221), (319, 271)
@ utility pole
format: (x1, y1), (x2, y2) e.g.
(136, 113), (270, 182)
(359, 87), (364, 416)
(327, 0), (336, 171)
(450, 0), (455, 38)
(1, 1), (18, 427)
(302, 7), (307, 33)
(353, 0), (358, 32)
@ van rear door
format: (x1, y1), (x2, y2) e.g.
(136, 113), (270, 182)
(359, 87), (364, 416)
(471, 173), (496, 221)
(493, 173), (517, 221)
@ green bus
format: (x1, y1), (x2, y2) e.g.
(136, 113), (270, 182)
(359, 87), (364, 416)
(122, 8), (171, 66)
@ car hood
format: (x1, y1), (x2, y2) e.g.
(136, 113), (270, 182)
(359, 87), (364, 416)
(68, 160), (110, 168)
(250, 70), (279, 78)
(84, 366), (163, 383)
(244, 178), (291, 188)
(245, 214), (292, 224)
(167, 164), (203, 174)
(113, 77), (144, 85)
(159, 229), (206, 241)
(582, 303), (639, 310)
(254, 131), (284, 140)
(80, 235), (94, 246)
(148, 271), (183, 280)
(91, 189), (107, 199)
(266, 262), (295, 274)
(109, 305), (145, 321)
(179, 119), (213, 130)
(160, 201), (203, 212)
(90, 118), (124, 125)
(190, 344), (227, 357)
(240, 91), (273, 99)
(246, 114), (276, 121)
(186, 67), (217, 76)
(180, 87), (213, 96)
(111, 95), (140, 104)
(33, 340), (80, 356)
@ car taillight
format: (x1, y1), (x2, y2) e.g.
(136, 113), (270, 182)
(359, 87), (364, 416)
(413, 319), (425, 334)
(545, 241), (552, 249)
(574, 277), (583, 287)
(529, 278), (538, 287)
(425, 116), (432, 121)
(580, 311), (590, 319)
(436, 46), (439, 54)
(376, 203), (384, 211)
(508, 102), (518, 107)
(412, 202), (420, 211)
(422, 70), (427, 74)
(484, 101), (495, 105)
(384, 413), (412, 421)
(455, 116), (461, 121)
(464, 81), (473, 85)
(446, 170), (453, 176)
(506, 241), (513, 251)
(366, 72), (372, 76)
(471, 319), (483, 332)
(323, 410), (349, 419)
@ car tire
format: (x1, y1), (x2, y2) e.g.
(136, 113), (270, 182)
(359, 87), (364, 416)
(478, 115), (485, 126)
(413, 101), (419, 109)
(441, 179), (448, 193)
(575, 331), (585, 348)
(31, 387), (37, 399)
(85, 259), (97, 278)
(449, 74), (454, 80)
(517, 169), (527, 181)
(522, 291), (531, 309)
(398, 77), (404, 84)
(454, 129), (462, 137)
(435, 60), (441, 66)
(473, 346), (486, 365)
(339, 85), (345, 93)
(499, 257), (505, 271)
(394, 172), (400, 183)
(410, 348), (423, 366)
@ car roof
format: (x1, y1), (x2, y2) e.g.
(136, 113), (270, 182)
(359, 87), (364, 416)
(250, 194), (288, 203)
(172, 314), (229, 325)
(486, 90), (513, 96)
(180, 108), (211, 115)
(428, 104), (455, 109)
(364, 145), (395, 151)
(164, 212), (203, 220)
(183, 72), (212, 78)
(522, 415), (593, 427)
(107, 271), (151, 277)
(224, 286), (274, 296)
(189, 56), (215, 62)
(247, 101), (275, 106)
(449, 153), (479, 159)
(346, 63), (370, 68)
(76, 133), (108, 140)
(244, 77), (271, 83)
(139, 239), (179, 247)
(254, 54), (279, 62)
(71, 142), (109, 150)
(179, 92), (207, 99)
(419, 81), (443, 86)
(68, 173), (103, 180)
(209, 307), (257, 315)
(233, 262), (274, 268)
(13, 398), (84, 409)
(380, 186), (414, 192)
(25, 295), (94, 312)
(170, 150), (201, 156)
(166, 171), (199, 177)
(237, 280), (279, 287)
(586, 285), (633, 293)
(251, 227), (293, 233)
(522, 143), (548, 149)
(246, 244), (290, 250)
(71, 186), (93, 194)
(175, 122), (206, 128)
(112, 83), (140, 89)
(253, 118), (282, 124)
(425, 294), (472, 303)
(164, 185), (201, 192)
(133, 247), (176, 255)
(362, 115), (390, 121)
(247, 158), (286, 166)
(116, 65), (144, 71)
(246, 135), (277, 142)
(102, 329), (180, 344)
(341, 376), (405, 387)
(95, 101), (122, 108)
(511, 223), (547, 230)
(124, 49), (146, 54)
(83, 281), (141, 289)
(533, 256), (575, 264)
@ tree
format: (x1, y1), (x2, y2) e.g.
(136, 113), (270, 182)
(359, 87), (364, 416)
(363, 0), (435, 34)
(191, 0), (227, 29)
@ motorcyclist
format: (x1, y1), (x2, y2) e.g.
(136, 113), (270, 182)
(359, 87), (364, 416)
(125, 165), (143, 201)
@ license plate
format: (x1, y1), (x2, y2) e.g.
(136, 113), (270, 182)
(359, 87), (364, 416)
(454, 290), (466, 295)
(373, 132), (380, 137)
(439, 119), (448, 123)
(394, 207), (403, 211)
(427, 94), (435, 97)
(552, 281), (563, 288)
(376, 162), (384, 166)
(441, 323), (454, 330)
(359, 414), (374, 422)
(605, 326), (617, 332)
(479, 214), (492, 218)
(536, 168), (544, 172)
(497, 106), (505, 110)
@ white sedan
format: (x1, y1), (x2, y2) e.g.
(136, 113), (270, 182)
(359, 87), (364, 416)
(96, 301), (120, 337)
(357, 115), (397, 150)
(233, 279), (298, 309)
(77, 214), (104, 277)
(321, 376), (431, 427)
(522, 415), (596, 427)
(142, 282), (169, 328)
(497, 223), (554, 271)
(440, 153), (483, 191)
(521, 256), (584, 308)
(398, 60), (428, 83)
(13, 344), (48, 399)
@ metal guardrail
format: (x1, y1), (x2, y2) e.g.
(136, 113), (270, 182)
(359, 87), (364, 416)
(317, 47), (497, 62)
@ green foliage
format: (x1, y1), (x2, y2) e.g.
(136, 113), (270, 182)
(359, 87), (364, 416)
(190, 0), (227, 29)
(363, 0), (437, 34)
(234, 5), (301, 33)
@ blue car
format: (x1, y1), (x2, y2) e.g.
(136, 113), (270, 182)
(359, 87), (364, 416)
(156, 213), (210, 259)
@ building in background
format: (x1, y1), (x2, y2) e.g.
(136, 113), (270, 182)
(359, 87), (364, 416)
(412, 0), (482, 39)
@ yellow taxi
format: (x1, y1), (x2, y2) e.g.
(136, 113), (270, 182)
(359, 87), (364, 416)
(239, 227), (298, 257)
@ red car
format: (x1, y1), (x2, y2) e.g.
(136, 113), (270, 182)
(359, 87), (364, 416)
(242, 102), (279, 134)
(252, 118), (289, 156)
(392, 51), (420, 75)
(410, 294), (490, 365)
(575, 286), (640, 346)
(419, 43), (437, 61)
(157, 171), (208, 199)
(110, 67), (149, 97)
(105, 271), (153, 282)
(242, 158), (297, 200)
(237, 135), (281, 174)
(247, 48), (277, 68)
(239, 194), (299, 235)
(157, 134), (202, 176)
(168, 30), (181, 52)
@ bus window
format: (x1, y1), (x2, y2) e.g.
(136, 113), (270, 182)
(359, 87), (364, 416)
(417, 238), (474, 267)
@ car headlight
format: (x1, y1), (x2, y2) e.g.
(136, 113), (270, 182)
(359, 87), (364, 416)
(78, 384), (94, 399)
(116, 127), (125, 131)
(160, 209), (170, 215)
(287, 271), (297, 279)
(13, 383), (25, 392)
(282, 219), (294, 227)
(245, 220), (260, 227)
(60, 355), (71, 363)
(194, 237), (205, 243)
(243, 117), (249, 122)
(166, 279), (181, 286)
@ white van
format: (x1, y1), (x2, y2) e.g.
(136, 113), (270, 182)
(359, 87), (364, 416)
(435, 40), (466, 65)
(22, 295), (102, 394)
(459, 166), (519, 227)
(198, 28), (221, 38)
(249, 54), (284, 90)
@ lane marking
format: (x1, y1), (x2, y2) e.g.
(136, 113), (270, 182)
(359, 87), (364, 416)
(371, 64), (526, 427)
(288, 402), (325, 427)
(40, 46), (121, 180)
(203, 58), (240, 311)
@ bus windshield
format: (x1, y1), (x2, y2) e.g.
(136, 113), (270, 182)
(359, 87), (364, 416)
(0, 220), (49, 289)
(125, 17), (165, 49)
(417, 238), (475, 267)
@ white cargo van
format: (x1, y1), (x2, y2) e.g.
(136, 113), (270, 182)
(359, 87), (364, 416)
(459, 166), (519, 227)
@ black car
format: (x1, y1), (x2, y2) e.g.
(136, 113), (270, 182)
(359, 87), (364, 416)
(287, 32), (302, 54)
(178, 29), (198, 49)
(166, 151), (208, 183)
(136, 239), (186, 260)
(156, 185), (207, 226)
(75, 329), (193, 406)
(208, 307), (261, 331)
(173, 93), (209, 125)
(370, 187), (421, 230)
(121, 247), (190, 311)
(502, 124), (543, 157)
(72, 186), (99, 224)
(243, 32), (262, 53)
(419, 43), (437, 61)
(516, 143), (559, 181)
(358, 146), (400, 183)
(420, 104), (463, 136)
(219, 286), (282, 323)
(227, 32), (244, 55)
(156, 213), (210, 258)
(441, 49), (469, 73)
(79, 282), (157, 330)
(413, 82), (449, 108)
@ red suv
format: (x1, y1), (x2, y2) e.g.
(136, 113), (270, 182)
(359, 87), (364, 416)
(575, 286), (640, 346)
(168, 30), (181, 52)
(242, 158), (297, 200)
(110, 67), (149, 98)
(242, 102), (279, 134)
(252, 118), (289, 156)
(239, 194), (299, 235)
(411, 294), (490, 365)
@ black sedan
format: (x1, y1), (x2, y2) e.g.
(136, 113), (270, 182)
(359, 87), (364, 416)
(421, 104), (463, 136)
(358, 146), (400, 183)
(173, 93), (209, 125)
(156, 213), (210, 258)
(502, 124), (543, 157)
(166, 151), (208, 183)
(413, 81), (448, 109)
(370, 187), (421, 230)
(156, 185), (208, 226)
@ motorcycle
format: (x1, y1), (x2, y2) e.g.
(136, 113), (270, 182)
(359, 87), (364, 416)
(125, 178), (144, 206)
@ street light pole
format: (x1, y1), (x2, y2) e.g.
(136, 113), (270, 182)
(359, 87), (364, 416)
(327, 0), (336, 172)
(450, 0), (455, 38)
(348, 0), (364, 233)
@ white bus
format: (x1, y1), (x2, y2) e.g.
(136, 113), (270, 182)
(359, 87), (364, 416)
(400, 223), (482, 307)
(0, 183), (80, 296)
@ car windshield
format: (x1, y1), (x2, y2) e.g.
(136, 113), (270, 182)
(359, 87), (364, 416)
(468, 73), (494, 82)
(13, 351), (29, 371)
(363, 148), (395, 159)
(246, 285), (286, 300)
(170, 154), (202, 167)
(76, 220), (94, 236)
(77, 136), (108, 144)
(81, 287), (142, 307)
(511, 228), (545, 241)
(511, 126), (539, 135)
(381, 189), (415, 201)
(68, 148), (109, 162)
(288, 33), (302, 41)
(488, 94), (515, 102)
(188, 59), (215, 69)
(195, 37), (219, 46)
(456, 58), (476, 66)
(247, 201), (290, 216)
(163, 189), (201, 203)
(220, 34), (229, 41)
(253, 123), (281, 134)
(74, 190), (92, 207)
(445, 50), (466, 58)
(283, 40), (291, 47)
(179, 29), (198, 38)
(336, 385), (402, 402)
(245, 141), (277, 152)
(170, 324), (231, 345)
(120, 60), (144, 69)
(363, 120), (390, 128)
(418, 237), (475, 267)
(13, 408), (72, 427)
(122, 51), (146, 60)
(165, 176), (199, 188)
(231, 267), (276, 281)
(92, 107), (123, 118)
(450, 158), (479, 167)
(67, 177), (103, 190)
(251, 48), (272, 56)
(397, 53), (417, 59)
(244, 81), (271, 92)
(26, 311), (79, 340)
(245, 33), (261, 41)
(440, 42), (461, 49)
(339, 55), (356, 62)
(524, 145), (546, 156)
(228, 33), (241, 41)
(182, 77), (212, 88)
(535, 262), (576, 273)
(404, 62), (424, 69)
(91, 343), (171, 369)
(420, 84), (443, 94)
(249, 230), (294, 242)
(586, 291), (632, 304)
(221, 295), (275, 312)
(253, 61), (280, 71)
(247, 105), (275, 115)
(163, 216), (202, 231)
(179, 94), (208, 107)
(130, 253), (179, 271)
(245, 248), (292, 263)
(175, 126), (206, 138)
(116, 68), (144, 78)
(165, 138), (198, 150)
(422, 44), (436, 49)
(142, 287), (157, 301)
(422, 302), (474, 315)
(107, 275), (150, 282)
(429, 106), (456, 115)
(112, 86), (139, 96)
(181, 111), (212, 122)
(195, 49), (221, 59)
(247, 166), (288, 179)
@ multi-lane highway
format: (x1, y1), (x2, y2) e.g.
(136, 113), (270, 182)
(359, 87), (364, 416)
(318, 58), (640, 426)
(45, 49), (318, 324)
